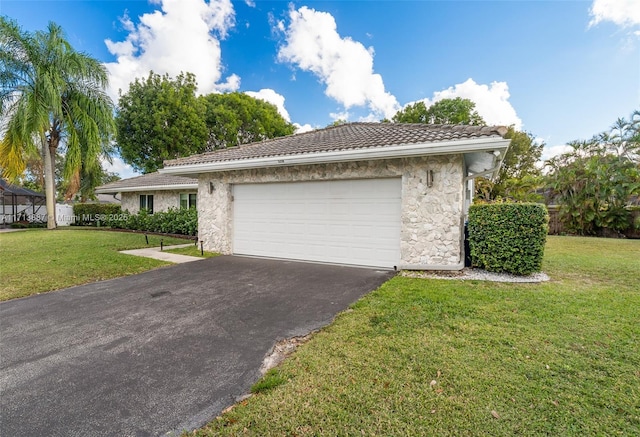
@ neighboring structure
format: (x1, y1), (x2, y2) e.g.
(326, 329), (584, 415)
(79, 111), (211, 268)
(0, 179), (74, 226)
(95, 172), (198, 214)
(95, 193), (121, 204)
(1, 179), (46, 225)
(160, 122), (510, 270)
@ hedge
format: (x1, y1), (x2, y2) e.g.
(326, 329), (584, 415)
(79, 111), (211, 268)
(105, 207), (197, 236)
(73, 204), (122, 226)
(468, 203), (549, 276)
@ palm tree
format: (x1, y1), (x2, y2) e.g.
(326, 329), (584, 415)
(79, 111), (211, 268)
(0, 18), (115, 228)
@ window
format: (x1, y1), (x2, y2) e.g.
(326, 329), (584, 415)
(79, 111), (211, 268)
(180, 193), (197, 209)
(139, 194), (154, 214)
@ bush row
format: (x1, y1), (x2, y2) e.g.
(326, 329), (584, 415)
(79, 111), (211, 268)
(105, 207), (198, 236)
(468, 202), (549, 276)
(73, 203), (122, 226)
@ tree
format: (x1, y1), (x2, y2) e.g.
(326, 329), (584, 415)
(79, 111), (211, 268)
(59, 164), (121, 202)
(328, 119), (348, 127)
(200, 92), (295, 150)
(116, 72), (208, 174)
(545, 111), (640, 235)
(0, 18), (115, 228)
(392, 97), (485, 125)
(390, 98), (542, 202)
(475, 127), (545, 202)
(116, 80), (295, 173)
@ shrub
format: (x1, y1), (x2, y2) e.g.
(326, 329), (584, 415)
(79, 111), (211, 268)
(73, 203), (122, 226)
(106, 207), (197, 236)
(468, 202), (548, 275)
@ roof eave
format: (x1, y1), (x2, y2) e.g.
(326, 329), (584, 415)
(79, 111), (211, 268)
(95, 183), (199, 194)
(159, 137), (511, 176)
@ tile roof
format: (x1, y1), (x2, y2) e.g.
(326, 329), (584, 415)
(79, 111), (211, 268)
(164, 122), (508, 168)
(95, 172), (197, 193)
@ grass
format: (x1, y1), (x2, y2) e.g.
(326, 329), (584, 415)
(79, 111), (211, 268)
(188, 236), (640, 436)
(0, 229), (190, 301)
(164, 245), (219, 258)
(250, 369), (289, 395)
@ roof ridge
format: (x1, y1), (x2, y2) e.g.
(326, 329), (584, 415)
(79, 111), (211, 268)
(163, 122), (508, 168)
(95, 171), (198, 191)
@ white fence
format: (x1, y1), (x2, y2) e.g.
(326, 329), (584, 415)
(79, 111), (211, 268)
(2, 203), (75, 226)
(56, 204), (74, 226)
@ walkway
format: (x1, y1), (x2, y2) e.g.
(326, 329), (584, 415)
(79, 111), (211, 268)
(119, 243), (203, 263)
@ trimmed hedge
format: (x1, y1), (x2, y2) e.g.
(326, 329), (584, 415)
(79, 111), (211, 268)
(105, 207), (197, 236)
(73, 204), (122, 226)
(468, 203), (549, 275)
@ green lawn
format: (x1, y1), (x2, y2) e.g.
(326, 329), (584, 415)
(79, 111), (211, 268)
(164, 245), (219, 258)
(0, 229), (190, 301)
(188, 236), (640, 436)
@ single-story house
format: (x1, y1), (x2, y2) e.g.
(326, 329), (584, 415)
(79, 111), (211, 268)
(159, 122), (510, 270)
(95, 193), (122, 205)
(95, 172), (198, 214)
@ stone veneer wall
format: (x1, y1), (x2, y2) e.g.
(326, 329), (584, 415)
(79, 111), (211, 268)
(197, 155), (465, 268)
(120, 190), (197, 214)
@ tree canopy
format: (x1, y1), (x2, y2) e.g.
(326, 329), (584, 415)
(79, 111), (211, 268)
(201, 92), (295, 150)
(0, 18), (115, 227)
(116, 77), (295, 173)
(116, 72), (208, 174)
(389, 98), (542, 202)
(392, 97), (485, 125)
(545, 111), (640, 235)
(475, 127), (545, 202)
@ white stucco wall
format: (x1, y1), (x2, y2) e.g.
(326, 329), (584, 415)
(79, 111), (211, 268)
(121, 190), (197, 214)
(197, 155), (465, 268)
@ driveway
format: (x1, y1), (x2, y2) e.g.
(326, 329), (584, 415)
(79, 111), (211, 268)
(0, 256), (394, 436)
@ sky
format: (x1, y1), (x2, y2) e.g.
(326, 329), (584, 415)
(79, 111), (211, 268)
(1, 0), (639, 179)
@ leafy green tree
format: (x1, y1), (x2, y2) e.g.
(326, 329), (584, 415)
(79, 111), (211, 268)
(328, 119), (348, 127)
(391, 98), (542, 202)
(392, 97), (485, 125)
(60, 164), (121, 202)
(116, 79), (294, 172)
(200, 92), (295, 150)
(475, 127), (545, 202)
(16, 150), (47, 192)
(19, 146), (114, 201)
(116, 72), (208, 174)
(545, 112), (640, 235)
(0, 18), (115, 228)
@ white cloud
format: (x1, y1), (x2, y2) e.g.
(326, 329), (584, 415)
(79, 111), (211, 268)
(329, 110), (350, 122)
(357, 113), (381, 123)
(244, 89), (317, 134)
(276, 6), (399, 120)
(245, 88), (291, 122)
(589, 0), (640, 28)
(294, 123), (314, 134)
(405, 78), (522, 130)
(541, 144), (573, 162)
(217, 74), (242, 93)
(104, 0), (238, 101)
(101, 155), (139, 179)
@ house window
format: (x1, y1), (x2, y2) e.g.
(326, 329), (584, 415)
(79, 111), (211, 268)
(180, 193), (196, 209)
(139, 195), (154, 213)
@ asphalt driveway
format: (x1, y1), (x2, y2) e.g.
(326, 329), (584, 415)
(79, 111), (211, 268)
(0, 256), (394, 436)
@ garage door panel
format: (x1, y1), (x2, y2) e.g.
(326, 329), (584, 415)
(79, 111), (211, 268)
(233, 179), (401, 268)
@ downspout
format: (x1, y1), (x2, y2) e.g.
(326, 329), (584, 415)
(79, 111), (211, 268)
(398, 161), (504, 272)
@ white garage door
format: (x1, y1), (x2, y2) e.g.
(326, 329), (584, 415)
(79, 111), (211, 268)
(233, 178), (401, 268)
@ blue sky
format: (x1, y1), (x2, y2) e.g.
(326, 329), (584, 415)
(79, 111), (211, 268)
(1, 0), (638, 178)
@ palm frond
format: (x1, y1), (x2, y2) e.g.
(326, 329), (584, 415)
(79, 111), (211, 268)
(1, 17), (116, 200)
